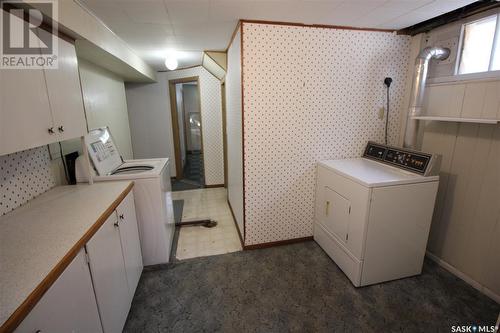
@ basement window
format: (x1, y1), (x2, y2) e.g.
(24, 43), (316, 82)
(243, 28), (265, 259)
(458, 14), (500, 75)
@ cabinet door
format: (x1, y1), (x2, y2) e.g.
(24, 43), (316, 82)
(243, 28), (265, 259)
(86, 213), (130, 333)
(41, 30), (87, 141)
(323, 186), (350, 243)
(0, 16), (54, 155)
(16, 250), (103, 333)
(116, 191), (143, 296)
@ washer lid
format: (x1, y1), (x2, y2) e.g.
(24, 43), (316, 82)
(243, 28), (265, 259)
(111, 165), (154, 175)
(319, 158), (439, 188)
(84, 127), (123, 176)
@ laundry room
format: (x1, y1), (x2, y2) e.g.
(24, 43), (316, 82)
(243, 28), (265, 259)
(0, 1), (499, 332)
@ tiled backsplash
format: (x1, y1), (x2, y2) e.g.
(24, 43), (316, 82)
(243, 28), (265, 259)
(0, 146), (56, 216)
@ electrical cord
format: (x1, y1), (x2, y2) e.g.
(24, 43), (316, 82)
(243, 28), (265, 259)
(385, 86), (390, 145)
(58, 141), (70, 184)
(384, 77), (392, 145)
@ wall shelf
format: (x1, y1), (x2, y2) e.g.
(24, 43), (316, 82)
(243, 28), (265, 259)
(412, 116), (499, 124)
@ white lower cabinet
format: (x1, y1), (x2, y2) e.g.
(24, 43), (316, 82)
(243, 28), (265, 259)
(15, 250), (103, 333)
(16, 191), (143, 333)
(86, 213), (132, 333)
(116, 191), (143, 296)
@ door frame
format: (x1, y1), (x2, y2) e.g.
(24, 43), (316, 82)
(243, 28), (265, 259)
(221, 81), (228, 187)
(168, 76), (203, 181)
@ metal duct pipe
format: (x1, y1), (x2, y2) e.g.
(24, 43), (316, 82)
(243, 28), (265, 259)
(403, 46), (450, 148)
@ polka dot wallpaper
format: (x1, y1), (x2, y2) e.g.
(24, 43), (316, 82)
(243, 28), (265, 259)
(0, 146), (55, 216)
(241, 23), (411, 245)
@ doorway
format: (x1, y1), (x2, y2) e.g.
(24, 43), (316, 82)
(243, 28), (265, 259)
(167, 75), (242, 262)
(169, 77), (205, 191)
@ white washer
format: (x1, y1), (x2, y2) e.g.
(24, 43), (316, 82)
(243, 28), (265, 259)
(314, 142), (440, 287)
(76, 127), (174, 266)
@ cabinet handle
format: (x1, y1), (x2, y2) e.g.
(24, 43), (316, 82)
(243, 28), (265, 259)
(114, 221), (119, 228)
(325, 201), (330, 216)
(119, 214), (124, 220)
(35, 330), (42, 333)
(58, 125), (64, 133)
(48, 127), (54, 134)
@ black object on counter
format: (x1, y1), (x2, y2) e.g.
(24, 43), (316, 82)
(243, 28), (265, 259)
(65, 151), (79, 185)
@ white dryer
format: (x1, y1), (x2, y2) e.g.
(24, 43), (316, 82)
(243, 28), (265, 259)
(76, 127), (174, 266)
(314, 142), (440, 287)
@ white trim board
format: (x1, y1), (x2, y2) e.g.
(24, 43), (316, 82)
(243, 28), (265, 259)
(412, 116), (499, 124)
(426, 251), (500, 304)
(427, 71), (500, 86)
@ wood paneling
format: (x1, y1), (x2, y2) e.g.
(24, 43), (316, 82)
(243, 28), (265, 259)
(482, 82), (500, 119)
(461, 81), (500, 119)
(421, 121), (459, 248)
(423, 84), (465, 117)
(462, 82), (489, 118)
(424, 80), (500, 120)
(421, 120), (500, 298)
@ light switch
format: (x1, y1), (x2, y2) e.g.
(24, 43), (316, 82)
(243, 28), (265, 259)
(378, 107), (385, 120)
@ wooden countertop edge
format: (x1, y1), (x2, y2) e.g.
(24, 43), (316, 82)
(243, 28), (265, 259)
(0, 181), (135, 333)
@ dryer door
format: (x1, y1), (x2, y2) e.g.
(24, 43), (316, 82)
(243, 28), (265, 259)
(323, 187), (350, 243)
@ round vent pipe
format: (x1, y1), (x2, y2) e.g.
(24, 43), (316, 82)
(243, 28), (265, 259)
(403, 46), (450, 148)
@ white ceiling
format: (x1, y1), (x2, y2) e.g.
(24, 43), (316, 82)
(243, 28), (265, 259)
(80, 0), (478, 71)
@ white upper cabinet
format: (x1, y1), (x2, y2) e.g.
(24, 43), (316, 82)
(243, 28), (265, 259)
(0, 67), (54, 154)
(41, 30), (87, 141)
(0, 22), (86, 156)
(116, 191), (143, 296)
(0, 28), (54, 155)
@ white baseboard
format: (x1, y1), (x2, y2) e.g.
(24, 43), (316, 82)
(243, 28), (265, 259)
(425, 251), (500, 304)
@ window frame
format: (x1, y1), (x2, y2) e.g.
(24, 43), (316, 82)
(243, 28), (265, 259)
(455, 13), (500, 75)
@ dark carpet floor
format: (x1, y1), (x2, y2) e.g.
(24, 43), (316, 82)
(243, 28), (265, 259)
(171, 151), (205, 192)
(124, 241), (499, 333)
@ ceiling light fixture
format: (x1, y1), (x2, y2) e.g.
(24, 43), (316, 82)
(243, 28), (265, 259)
(165, 53), (178, 70)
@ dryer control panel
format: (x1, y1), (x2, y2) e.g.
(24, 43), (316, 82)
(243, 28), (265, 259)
(363, 142), (440, 176)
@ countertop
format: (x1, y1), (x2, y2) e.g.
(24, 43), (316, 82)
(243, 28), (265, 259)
(0, 181), (134, 330)
(318, 158), (439, 187)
